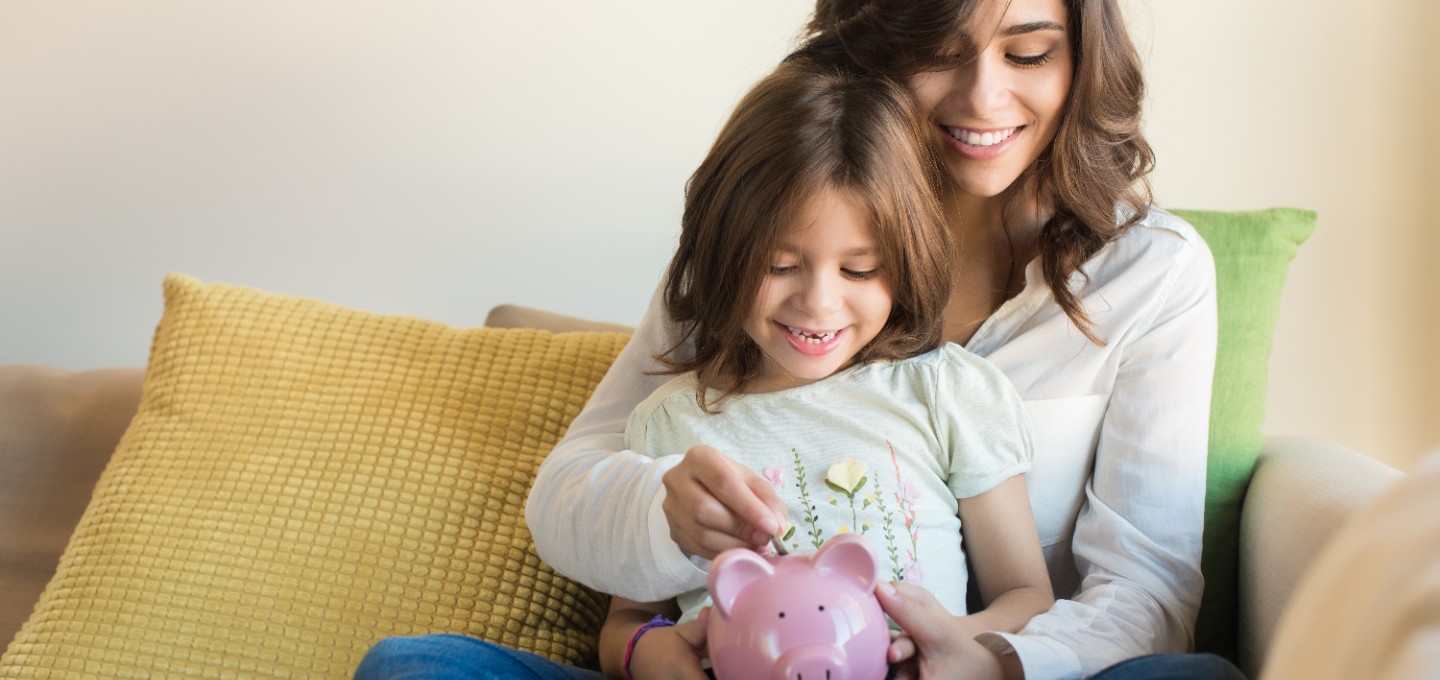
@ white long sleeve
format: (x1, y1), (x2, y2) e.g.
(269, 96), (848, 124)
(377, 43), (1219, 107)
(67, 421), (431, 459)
(524, 285), (707, 601)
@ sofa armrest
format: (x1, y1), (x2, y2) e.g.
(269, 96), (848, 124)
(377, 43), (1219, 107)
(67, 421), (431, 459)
(484, 304), (633, 334)
(0, 365), (144, 652)
(1237, 435), (1403, 676)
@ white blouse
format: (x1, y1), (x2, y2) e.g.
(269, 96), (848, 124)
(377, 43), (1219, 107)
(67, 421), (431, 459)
(525, 208), (1217, 680)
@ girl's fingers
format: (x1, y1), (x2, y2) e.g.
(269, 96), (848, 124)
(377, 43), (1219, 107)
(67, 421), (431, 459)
(672, 609), (709, 649)
(663, 446), (783, 557)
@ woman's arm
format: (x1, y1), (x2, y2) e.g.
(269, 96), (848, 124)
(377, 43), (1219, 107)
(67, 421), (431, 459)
(525, 284), (785, 601)
(525, 285), (698, 600)
(988, 230), (1218, 678)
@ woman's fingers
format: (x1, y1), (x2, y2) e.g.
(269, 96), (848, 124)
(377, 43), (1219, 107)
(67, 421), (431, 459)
(661, 445), (784, 558)
(874, 580), (963, 654)
(888, 632), (918, 665)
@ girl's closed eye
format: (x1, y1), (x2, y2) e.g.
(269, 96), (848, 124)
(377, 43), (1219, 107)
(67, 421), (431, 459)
(842, 267), (881, 281)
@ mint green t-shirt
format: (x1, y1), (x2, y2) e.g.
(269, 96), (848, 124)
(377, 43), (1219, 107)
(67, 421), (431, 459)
(624, 343), (1033, 621)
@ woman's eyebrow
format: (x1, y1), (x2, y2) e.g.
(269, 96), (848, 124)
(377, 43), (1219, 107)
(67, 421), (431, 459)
(1002, 20), (1066, 36)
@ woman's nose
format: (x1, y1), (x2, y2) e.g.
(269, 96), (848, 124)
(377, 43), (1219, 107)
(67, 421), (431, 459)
(957, 56), (1008, 119)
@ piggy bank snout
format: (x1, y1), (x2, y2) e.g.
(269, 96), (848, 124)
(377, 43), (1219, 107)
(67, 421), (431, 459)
(776, 645), (847, 680)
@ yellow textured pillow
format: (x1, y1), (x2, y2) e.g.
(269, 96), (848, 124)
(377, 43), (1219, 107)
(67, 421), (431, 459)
(0, 274), (629, 677)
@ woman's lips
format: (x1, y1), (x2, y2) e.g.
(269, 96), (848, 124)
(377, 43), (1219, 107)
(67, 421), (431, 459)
(942, 124), (1024, 161)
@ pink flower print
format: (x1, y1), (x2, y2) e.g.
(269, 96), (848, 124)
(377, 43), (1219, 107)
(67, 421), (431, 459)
(899, 479), (920, 503)
(762, 466), (785, 490)
(903, 562), (923, 584)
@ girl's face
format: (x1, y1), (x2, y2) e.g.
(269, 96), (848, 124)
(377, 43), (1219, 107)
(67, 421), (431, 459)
(742, 188), (894, 392)
(907, 0), (1074, 201)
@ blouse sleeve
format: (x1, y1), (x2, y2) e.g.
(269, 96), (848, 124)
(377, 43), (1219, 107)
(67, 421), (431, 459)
(982, 234), (1218, 679)
(523, 284), (709, 601)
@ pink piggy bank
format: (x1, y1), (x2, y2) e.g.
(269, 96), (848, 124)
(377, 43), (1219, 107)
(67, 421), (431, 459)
(706, 533), (890, 680)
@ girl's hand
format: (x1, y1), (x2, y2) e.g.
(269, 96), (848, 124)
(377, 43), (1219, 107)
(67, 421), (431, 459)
(876, 581), (1014, 680)
(661, 445), (788, 559)
(626, 610), (710, 680)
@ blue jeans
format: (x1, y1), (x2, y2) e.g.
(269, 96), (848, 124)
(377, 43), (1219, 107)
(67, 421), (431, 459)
(353, 635), (608, 680)
(353, 634), (1246, 679)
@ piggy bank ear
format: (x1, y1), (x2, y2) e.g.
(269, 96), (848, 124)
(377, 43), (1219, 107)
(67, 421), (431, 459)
(812, 533), (879, 591)
(708, 549), (775, 618)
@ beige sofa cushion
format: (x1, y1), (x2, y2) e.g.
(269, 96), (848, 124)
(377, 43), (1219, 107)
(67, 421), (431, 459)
(0, 366), (143, 651)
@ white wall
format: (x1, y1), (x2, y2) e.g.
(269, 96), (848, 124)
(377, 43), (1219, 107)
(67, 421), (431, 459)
(3, 1), (1436, 468)
(0, 1), (814, 363)
(1130, 0), (1439, 469)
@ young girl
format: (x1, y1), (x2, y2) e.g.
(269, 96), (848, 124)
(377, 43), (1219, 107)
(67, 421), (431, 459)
(599, 59), (1053, 679)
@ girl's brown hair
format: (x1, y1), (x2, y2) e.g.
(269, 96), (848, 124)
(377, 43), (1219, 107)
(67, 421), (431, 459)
(660, 58), (953, 408)
(800, 0), (1155, 343)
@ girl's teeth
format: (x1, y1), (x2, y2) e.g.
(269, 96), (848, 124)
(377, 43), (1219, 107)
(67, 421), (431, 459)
(785, 325), (836, 344)
(950, 127), (1017, 147)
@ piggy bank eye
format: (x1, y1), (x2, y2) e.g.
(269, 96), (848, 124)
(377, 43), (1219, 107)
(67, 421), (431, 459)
(818, 605), (825, 612)
(778, 611), (786, 618)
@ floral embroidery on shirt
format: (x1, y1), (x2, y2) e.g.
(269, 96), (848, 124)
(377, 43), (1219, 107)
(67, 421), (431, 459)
(762, 466), (784, 489)
(826, 458), (870, 536)
(888, 441), (921, 572)
(784, 443), (920, 581)
(791, 448), (824, 550)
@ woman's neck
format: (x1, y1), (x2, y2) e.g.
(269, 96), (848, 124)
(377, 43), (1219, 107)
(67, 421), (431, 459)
(938, 186), (1048, 345)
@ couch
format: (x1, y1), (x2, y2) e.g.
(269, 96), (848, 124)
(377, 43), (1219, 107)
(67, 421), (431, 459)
(0, 208), (1408, 678)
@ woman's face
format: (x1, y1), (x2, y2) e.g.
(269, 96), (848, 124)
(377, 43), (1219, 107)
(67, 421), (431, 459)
(907, 0), (1074, 201)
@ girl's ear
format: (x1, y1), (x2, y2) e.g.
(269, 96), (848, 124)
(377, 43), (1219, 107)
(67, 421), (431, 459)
(708, 549), (775, 617)
(812, 533), (879, 591)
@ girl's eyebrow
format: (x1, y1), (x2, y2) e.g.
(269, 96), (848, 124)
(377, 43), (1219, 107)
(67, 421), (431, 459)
(1002, 20), (1066, 36)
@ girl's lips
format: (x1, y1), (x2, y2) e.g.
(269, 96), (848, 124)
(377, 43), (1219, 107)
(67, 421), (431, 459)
(775, 321), (846, 357)
(941, 124), (1024, 161)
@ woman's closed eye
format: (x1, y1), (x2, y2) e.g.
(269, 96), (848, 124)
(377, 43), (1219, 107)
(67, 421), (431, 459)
(1007, 50), (1055, 67)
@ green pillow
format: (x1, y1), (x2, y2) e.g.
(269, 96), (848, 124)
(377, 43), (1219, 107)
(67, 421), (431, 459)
(1172, 207), (1317, 660)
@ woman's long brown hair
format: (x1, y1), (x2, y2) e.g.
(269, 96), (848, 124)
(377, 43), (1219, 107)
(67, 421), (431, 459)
(800, 0), (1155, 343)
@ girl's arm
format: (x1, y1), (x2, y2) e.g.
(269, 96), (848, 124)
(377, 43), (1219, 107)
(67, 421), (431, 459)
(599, 596), (708, 680)
(956, 474), (1054, 636)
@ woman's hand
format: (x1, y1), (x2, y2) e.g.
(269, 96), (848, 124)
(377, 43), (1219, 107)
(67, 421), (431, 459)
(626, 610), (710, 680)
(876, 581), (1020, 680)
(661, 445), (788, 560)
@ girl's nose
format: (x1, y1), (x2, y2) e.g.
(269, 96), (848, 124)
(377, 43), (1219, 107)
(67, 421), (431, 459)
(795, 272), (843, 316)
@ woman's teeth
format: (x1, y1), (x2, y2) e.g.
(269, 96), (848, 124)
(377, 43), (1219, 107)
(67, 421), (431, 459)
(948, 126), (1018, 147)
(785, 325), (836, 344)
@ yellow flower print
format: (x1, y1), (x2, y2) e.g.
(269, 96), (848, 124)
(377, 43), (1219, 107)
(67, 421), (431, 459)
(825, 459), (867, 494)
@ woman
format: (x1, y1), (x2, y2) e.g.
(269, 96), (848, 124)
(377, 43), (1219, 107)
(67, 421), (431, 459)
(523, 0), (1242, 678)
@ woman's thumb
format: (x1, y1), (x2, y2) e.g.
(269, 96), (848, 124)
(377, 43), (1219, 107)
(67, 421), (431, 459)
(875, 581), (943, 646)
